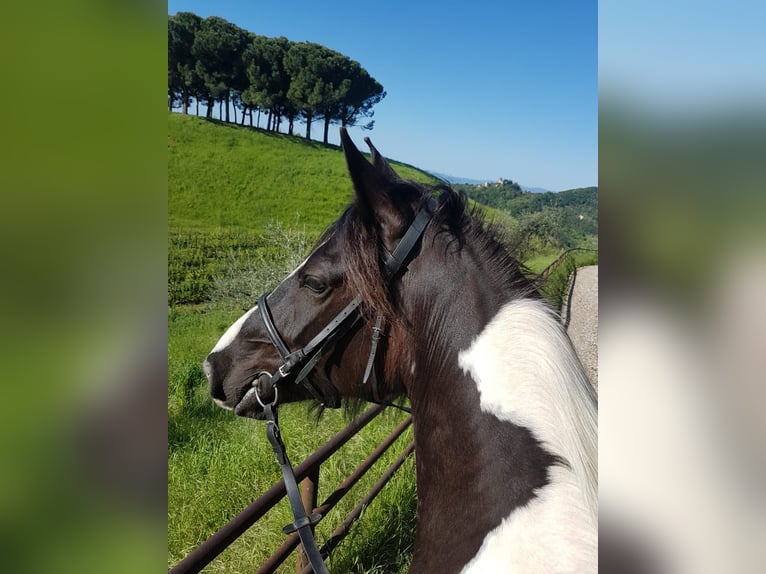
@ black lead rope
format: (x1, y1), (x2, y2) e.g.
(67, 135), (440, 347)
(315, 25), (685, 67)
(263, 402), (329, 574)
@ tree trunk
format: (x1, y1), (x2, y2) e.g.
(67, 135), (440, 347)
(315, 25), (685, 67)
(250, 108), (253, 127)
(240, 106), (246, 126)
(288, 117), (294, 135)
(323, 116), (331, 145)
(206, 99), (213, 119)
(266, 110), (272, 131)
(256, 108), (261, 128)
(196, 99), (199, 116)
(225, 91), (230, 123)
(181, 88), (188, 114)
(219, 100), (223, 120)
(305, 113), (312, 140)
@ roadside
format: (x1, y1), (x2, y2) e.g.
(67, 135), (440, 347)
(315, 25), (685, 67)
(561, 265), (598, 390)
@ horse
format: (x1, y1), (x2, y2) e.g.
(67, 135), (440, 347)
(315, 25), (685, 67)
(203, 129), (598, 573)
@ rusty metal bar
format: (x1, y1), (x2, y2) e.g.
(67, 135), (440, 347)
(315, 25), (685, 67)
(169, 404), (385, 574)
(256, 415), (413, 574)
(313, 416), (412, 519)
(300, 441), (416, 574)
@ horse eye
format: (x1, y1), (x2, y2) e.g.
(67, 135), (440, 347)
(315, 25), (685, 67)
(302, 276), (327, 294)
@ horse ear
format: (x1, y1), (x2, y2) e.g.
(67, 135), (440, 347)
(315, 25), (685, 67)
(364, 136), (400, 181)
(340, 127), (400, 232)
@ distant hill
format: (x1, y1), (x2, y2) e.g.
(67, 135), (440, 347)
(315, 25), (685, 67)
(519, 184), (553, 194)
(452, 180), (598, 250)
(429, 172), (556, 193)
(452, 179), (596, 216)
(427, 171), (485, 185)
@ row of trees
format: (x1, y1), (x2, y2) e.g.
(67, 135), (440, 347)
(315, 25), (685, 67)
(168, 12), (386, 143)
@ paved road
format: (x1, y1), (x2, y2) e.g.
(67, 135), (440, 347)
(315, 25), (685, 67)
(561, 265), (598, 390)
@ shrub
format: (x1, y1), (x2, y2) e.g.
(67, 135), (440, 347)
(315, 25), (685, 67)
(209, 220), (310, 306)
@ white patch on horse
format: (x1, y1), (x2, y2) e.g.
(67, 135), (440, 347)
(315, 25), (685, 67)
(460, 465), (596, 573)
(457, 299), (597, 572)
(211, 306), (258, 353)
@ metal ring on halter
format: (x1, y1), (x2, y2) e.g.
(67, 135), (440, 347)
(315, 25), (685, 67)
(254, 383), (278, 409)
(251, 371), (278, 409)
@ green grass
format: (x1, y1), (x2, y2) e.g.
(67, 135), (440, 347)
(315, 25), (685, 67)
(536, 249), (599, 309)
(169, 114), (434, 233)
(523, 249), (561, 275)
(168, 384), (416, 573)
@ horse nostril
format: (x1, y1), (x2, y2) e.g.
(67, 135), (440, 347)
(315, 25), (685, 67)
(203, 358), (227, 402)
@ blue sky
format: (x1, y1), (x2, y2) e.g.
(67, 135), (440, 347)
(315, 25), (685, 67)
(168, 0), (597, 190)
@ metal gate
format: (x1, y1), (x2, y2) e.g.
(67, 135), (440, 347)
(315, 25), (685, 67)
(169, 404), (414, 573)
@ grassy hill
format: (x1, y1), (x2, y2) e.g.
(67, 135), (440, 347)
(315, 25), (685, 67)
(169, 113), (438, 305)
(169, 113), (436, 232)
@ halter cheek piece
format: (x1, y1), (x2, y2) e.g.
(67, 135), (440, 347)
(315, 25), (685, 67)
(245, 199), (433, 574)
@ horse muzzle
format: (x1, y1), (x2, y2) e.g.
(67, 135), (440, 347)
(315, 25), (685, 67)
(234, 371), (276, 419)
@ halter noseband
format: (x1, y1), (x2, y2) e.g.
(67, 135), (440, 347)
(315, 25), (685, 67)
(246, 198), (435, 412)
(256, 292), (362, 408)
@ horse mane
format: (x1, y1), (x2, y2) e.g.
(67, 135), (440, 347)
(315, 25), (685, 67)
(324, 181), (539, 323)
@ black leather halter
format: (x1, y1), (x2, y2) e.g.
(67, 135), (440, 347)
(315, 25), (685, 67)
(250, 198), (434, 410)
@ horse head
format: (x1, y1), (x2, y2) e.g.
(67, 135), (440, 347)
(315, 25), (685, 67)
(203, 129), (429, 418)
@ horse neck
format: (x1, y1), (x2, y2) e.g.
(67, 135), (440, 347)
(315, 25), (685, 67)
(400, 230), (598, 530)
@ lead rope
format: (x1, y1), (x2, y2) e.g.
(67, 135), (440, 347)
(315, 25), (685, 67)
(263, 401), (329, 574)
